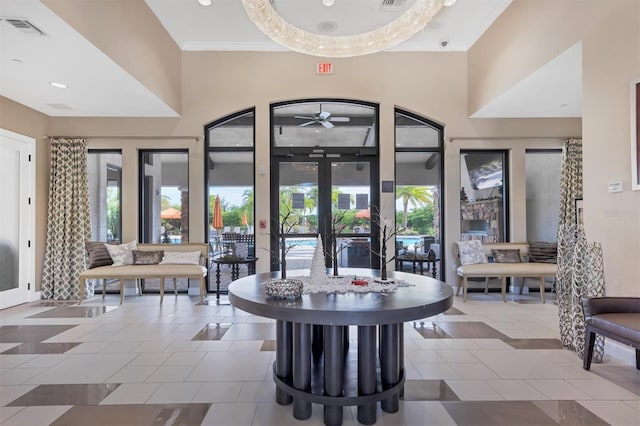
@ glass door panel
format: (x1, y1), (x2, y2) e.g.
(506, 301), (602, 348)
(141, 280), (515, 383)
(278, 162), (319, 235)
(331, 161), (371, 268)
(273, 156), (376, 272)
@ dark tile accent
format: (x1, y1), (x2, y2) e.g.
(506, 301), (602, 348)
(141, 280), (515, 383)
(28, 306), (111, 318)
(36, 301), (79, 307)
(412, 321), (451, 339)
(435, 321), (510, 339)
(261, 339), (276, 351)
(0, 325), (77, 343)
(504, 338), (564, 350)
(191, 323), (231, 341)
(1, 342), (82, 354)
(590, 364), (640, 397)
(402, 379), (460, 401)
(49, 404), (211, 426)
(442, 307), (465, 315)
(7, 383), (120, 406)
(441, 401), (558, 425)
(533, 400), (609, 425)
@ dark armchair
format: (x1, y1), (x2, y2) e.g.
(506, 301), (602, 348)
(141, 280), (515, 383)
(581, 297), (640, 370)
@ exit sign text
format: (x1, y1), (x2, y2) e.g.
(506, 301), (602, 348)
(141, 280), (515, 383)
(316, 63), (334, 75)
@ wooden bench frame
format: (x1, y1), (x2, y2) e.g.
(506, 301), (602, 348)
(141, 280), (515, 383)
(79, 243), (209, 304)
(453, 242), (557, 303)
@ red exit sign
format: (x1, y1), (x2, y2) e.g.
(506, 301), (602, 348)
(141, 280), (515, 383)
(316, 63), (334, 75)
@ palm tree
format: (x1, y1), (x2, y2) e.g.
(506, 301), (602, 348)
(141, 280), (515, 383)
(396, 186), (433, 229)
(241, 188), (254, 222)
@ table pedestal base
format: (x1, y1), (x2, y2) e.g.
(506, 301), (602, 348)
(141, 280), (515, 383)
(273, 321), (405, 426)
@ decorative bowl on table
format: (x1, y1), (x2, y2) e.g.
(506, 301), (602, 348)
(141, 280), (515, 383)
(351, 279), (368, 286)
(264, 279), (304, 299)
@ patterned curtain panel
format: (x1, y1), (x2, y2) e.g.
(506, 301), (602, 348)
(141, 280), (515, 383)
(41, 138), (92, 300)
(556, 138), (606, 361)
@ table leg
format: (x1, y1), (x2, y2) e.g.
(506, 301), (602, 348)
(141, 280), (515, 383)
(232, 264), (239, 281)
(216, 264), (221, 301)
(357, 325), (377, 425)
(419, 262), (424, 275)
(275, 320), (293, 405)
(293, 322), (312, 420)
(380, 323), (400, 413)
(412, 261), (417, 274)
(324, 325), (344, 426)
(312, 324), (324, 358)
(431, 261), (437, 279)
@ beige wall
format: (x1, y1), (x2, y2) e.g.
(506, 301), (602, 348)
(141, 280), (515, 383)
(7, 0), (637, 295)
(581, 0), (640, 296)
(44, 51), (578, 282)
(43, 0), (182, 114)
(469, 0), (640, 295)
(0, 97), (50, 289)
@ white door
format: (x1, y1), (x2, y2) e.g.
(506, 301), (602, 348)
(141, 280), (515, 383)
(0, 129), (35, 309)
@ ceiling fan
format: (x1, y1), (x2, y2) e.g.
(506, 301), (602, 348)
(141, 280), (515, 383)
(294, 109), (350, 128)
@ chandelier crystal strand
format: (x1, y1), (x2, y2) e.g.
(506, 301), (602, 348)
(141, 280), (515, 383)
(241, 0), (445, 58)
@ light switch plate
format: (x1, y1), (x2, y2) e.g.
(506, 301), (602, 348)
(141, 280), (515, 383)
(608, 182), (623, 192)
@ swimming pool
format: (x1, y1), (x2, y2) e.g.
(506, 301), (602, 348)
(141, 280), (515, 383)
(286, 235), (428, 248)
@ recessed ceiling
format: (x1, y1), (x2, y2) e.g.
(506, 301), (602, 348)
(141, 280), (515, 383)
(0, 0), (581, 119)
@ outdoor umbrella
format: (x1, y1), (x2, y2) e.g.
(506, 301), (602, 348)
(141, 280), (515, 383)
(161, 207), (181, 219)
(241, 212), (248, 227)
(212, 195), (224, 230)
(355, 208), (370, 219)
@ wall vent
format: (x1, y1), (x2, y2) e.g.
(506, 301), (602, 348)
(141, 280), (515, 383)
(1, 18), (47, 36)
(381, 0), (407, 11)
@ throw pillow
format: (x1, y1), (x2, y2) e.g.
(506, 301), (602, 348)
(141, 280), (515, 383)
(106, 240), (138, 267)
(132, 250), (164, 265)
(160, 251), (201, 265)
(455, 240), (487, 265)
(85, 242), (113, 269)
(492, 249), (522, 263)
(528, 241), (558, 263)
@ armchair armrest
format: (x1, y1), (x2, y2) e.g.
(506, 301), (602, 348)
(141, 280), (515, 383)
(582, 297), (640, 319)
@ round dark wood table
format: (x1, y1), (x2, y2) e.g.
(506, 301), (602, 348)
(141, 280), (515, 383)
(228, 268), (453, 426)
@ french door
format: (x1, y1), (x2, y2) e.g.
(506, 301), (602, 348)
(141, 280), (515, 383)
(0, 129), (34, 309)
(271, 154), (379, 272)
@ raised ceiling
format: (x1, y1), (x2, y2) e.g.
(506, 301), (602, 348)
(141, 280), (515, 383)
(0, 0), (580, 118)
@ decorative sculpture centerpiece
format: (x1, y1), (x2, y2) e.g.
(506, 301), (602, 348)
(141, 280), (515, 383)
(263, 207), (303, 299)
(370, 206), (401, 282)
(327, 210), (349, 278)
(309, 234), (327, 284)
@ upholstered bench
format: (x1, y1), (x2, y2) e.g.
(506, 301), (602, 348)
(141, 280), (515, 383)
(79, 243), (208, 304)
(582, 297), (640, 370)
(453, 241), (557, 303)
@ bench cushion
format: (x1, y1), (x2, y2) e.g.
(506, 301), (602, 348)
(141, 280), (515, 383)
(457, 262), (557, 277)
(589, 313), (640, 344)
(80, 264), (207, 279)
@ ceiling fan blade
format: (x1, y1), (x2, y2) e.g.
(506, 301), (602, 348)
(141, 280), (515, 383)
(328, 116), (350, 122)
(321, 120), (334, 129)
(299, 121), (315, 127)
(318, 111), (331, 120)
(294, 115), (315, 120)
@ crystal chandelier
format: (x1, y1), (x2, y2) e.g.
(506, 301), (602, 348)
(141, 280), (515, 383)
(241, 0), (446, 58)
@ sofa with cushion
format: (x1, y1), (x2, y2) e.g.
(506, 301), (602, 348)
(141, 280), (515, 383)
(452, 241), (557, 303)
(80, 242), (209, 304)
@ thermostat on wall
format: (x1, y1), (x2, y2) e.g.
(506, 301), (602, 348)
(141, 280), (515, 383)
(608, 182), (623, 192)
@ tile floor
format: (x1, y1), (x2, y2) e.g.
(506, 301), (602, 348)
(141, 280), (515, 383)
(0, 291), (638, 425)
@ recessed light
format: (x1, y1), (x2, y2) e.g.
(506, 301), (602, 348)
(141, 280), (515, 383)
(560, 103), (568, 107)
(322, 0), (336, 6)
(198, 0), (212, 6)
(50, 81), (68, 89)
(12, 58), (24, 64)
(443, 0), (457, 6)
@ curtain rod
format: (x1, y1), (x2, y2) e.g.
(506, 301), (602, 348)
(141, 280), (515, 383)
(43, 135), (201, 141)
(447, 136), (576, 142)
